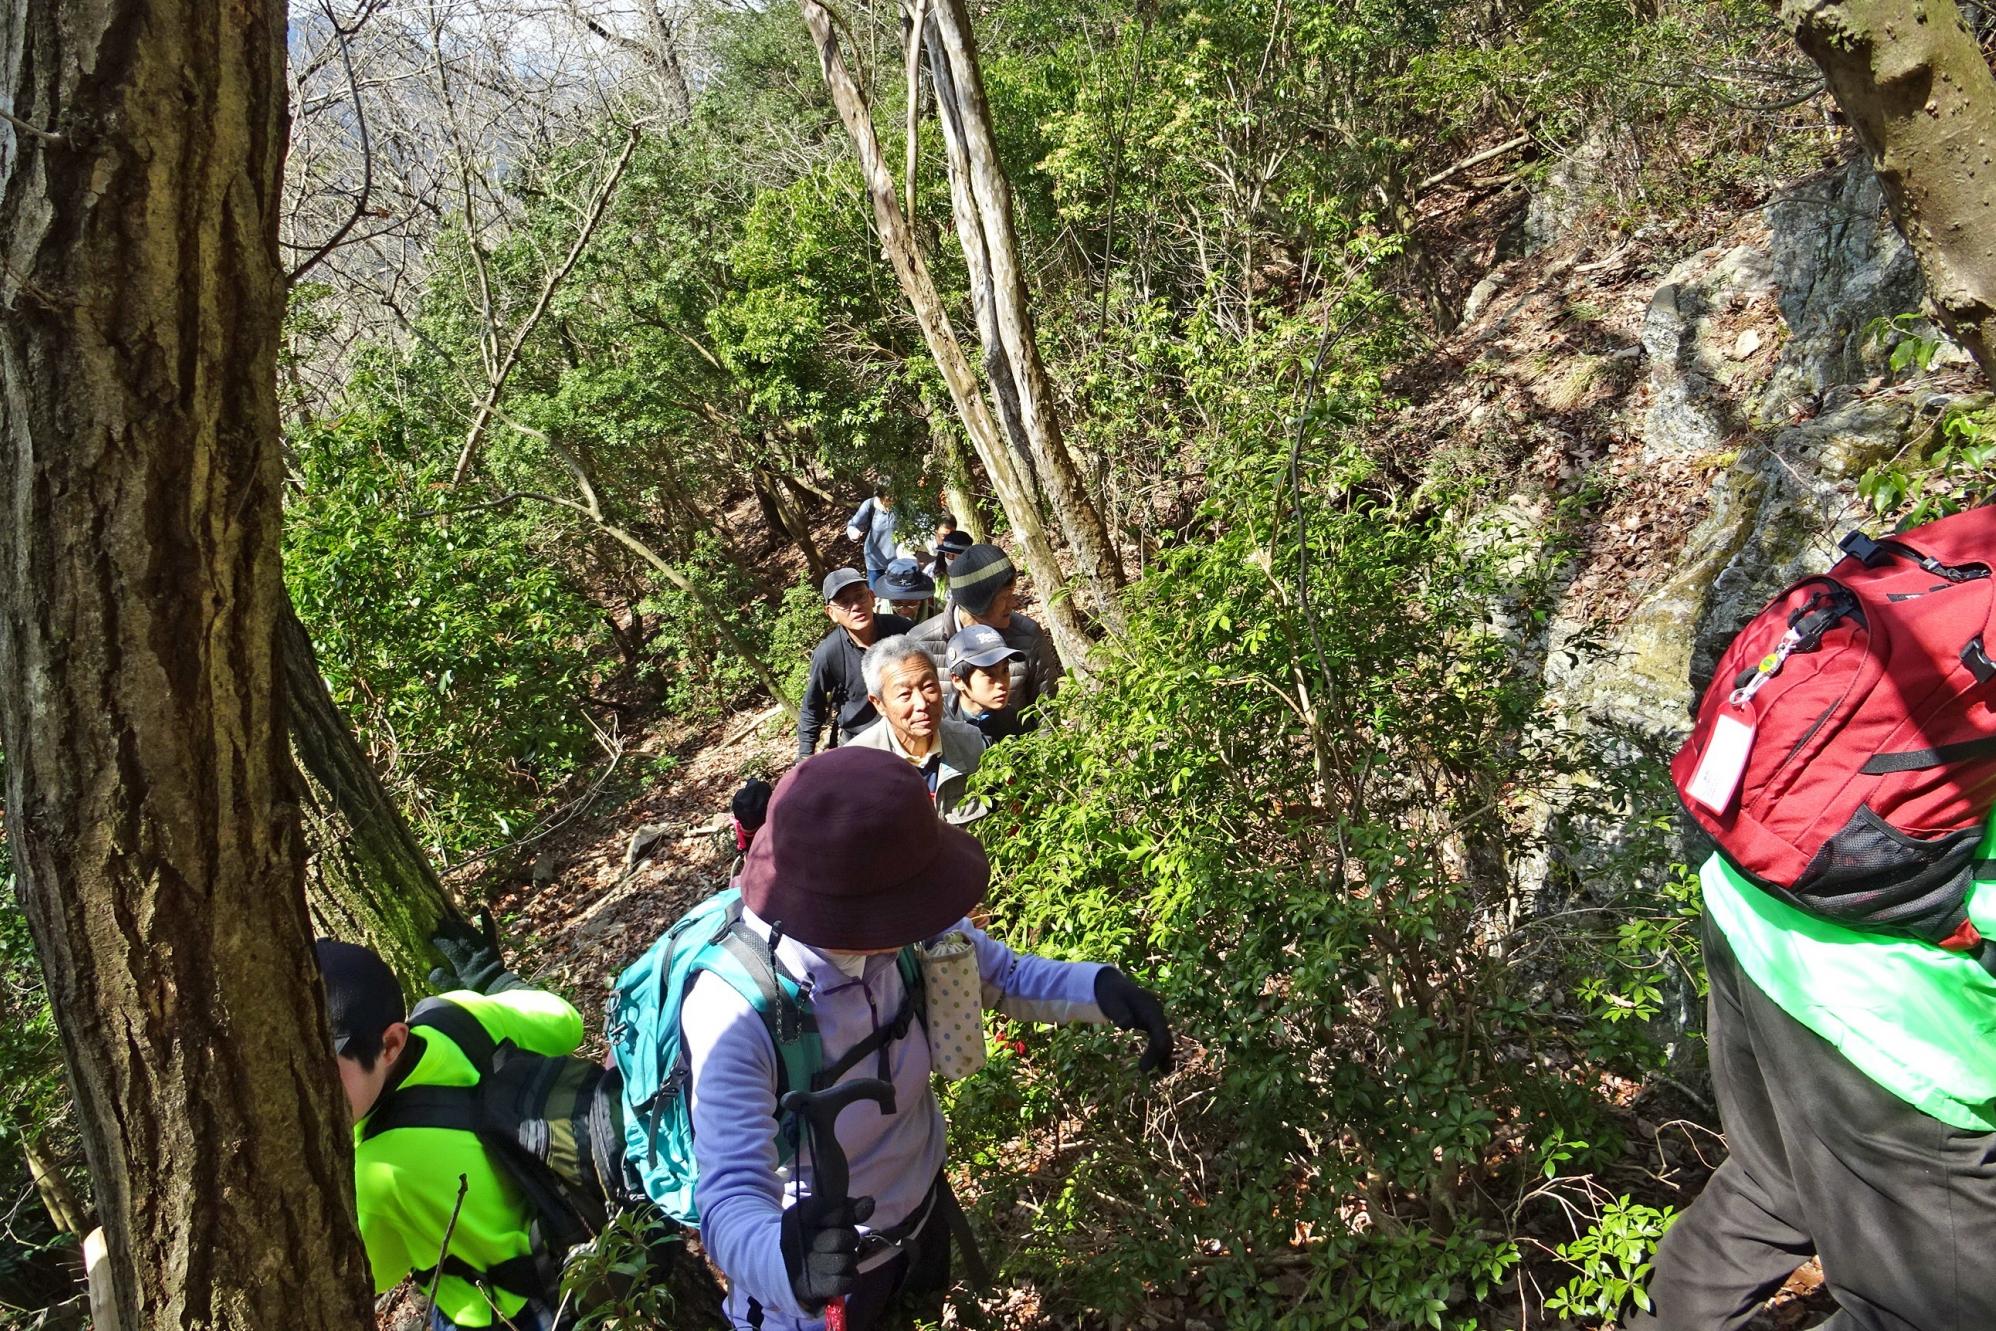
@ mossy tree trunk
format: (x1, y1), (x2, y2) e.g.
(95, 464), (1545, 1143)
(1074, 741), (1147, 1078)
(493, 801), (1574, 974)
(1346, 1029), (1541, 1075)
(0, 0), (375, 1323)
(281, 599), (463, 991)
(1781, 0), (1996, 380)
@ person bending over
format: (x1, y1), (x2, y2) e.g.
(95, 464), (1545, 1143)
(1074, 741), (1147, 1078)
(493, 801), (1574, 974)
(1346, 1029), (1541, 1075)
(1627, 814), (1996, 1331)
(318, 928), (580, 1331)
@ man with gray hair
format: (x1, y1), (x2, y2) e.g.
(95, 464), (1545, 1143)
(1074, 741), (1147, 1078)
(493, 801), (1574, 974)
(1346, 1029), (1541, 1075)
(848, 634), (986, 819)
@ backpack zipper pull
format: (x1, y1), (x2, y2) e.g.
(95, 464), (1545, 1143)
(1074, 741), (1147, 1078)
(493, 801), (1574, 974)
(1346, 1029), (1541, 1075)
(1731, 627), (1803, 707)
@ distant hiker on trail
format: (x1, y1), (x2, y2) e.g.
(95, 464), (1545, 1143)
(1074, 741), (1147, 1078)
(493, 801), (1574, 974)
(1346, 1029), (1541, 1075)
(871, 556), (935, 622)
(944, 625), (1028, 744)
(319, 930), (593, 1331)
(796, 569), (915, 761)
(848, 635), (987, 819)
(1632, 509), (1996, 1331)
(670, 747), (1173, 1330)
(929, 528), (971, 589)
(910, 544), (1061, 719)
(844, 484), (898, 583)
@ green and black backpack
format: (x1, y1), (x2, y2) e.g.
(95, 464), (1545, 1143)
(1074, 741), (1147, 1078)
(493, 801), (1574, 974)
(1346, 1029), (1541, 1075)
(361, 997), (635, 1303)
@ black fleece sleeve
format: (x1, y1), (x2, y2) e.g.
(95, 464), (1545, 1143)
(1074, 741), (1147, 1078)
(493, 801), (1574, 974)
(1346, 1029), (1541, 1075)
(797, 643), (831, 759)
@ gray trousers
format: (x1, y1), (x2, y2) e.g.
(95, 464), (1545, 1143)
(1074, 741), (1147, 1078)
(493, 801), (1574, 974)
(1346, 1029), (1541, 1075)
(1628, 918), (1996, 1331)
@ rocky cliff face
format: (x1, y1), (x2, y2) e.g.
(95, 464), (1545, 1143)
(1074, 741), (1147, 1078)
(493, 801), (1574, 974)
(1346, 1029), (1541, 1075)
(1418, 154), (1973, 755)
(1398, 151), (1985, 937)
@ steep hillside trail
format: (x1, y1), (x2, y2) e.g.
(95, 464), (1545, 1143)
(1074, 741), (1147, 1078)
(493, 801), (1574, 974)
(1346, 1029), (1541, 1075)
(373, 148), (1991, 1330)
(441, 494), (818, 1034)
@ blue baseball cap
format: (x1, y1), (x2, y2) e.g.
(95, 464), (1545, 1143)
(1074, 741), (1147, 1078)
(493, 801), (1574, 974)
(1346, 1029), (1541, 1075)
(947, 624), (1023, 675)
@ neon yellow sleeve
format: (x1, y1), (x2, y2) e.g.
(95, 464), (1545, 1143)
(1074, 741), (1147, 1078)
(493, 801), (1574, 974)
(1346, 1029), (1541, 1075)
(442, 987), (585, 1058)
(353, 1156), (416, 1294)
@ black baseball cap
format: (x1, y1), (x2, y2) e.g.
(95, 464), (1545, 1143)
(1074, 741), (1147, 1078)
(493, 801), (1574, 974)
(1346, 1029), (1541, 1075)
(822, 568), (870, 602)
(315, 939), (405, 1054)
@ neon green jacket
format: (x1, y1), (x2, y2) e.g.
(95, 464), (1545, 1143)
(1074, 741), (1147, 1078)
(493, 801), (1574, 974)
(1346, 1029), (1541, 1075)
(1702, 806), (1996, 1131)
(353, 987), (584, 1326)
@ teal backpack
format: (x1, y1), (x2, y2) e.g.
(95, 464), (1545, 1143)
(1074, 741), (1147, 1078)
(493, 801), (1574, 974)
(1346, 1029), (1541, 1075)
(607, 887), (923, 1225)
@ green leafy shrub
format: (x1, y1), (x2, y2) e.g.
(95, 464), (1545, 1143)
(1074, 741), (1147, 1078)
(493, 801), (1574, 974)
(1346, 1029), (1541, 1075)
(285, 402), (605, 855)
(1545, 1196), (1677, 1321)
(943, 293), (1683, 1327)
(1858, 401), (1996, 526)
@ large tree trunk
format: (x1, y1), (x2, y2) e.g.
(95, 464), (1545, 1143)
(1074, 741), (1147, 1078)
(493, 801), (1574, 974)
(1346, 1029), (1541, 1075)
(281, 600), (463, 989)
(1781, 0), (1996, 380)
(795, 0), (1098, 673)
(0, 0), (375, 1325)
(922, 0), (1129, 630)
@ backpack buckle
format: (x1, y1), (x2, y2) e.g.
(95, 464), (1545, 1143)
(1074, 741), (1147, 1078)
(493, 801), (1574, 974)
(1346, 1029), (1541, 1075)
(1964, 636), (1995, 685)
(1839, 530), (1885, 566)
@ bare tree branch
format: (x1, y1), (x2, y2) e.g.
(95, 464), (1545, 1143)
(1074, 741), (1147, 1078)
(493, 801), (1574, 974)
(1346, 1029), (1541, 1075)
(449, 119), (643, 483)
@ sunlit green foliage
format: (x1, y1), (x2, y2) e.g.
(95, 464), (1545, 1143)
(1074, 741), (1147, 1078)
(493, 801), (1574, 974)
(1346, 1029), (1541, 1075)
(1859, 399), (1996, 526)
(252, 2), (1819, 1324)
(945, 276), (1689, 1326)
(286, 399), (605, 854)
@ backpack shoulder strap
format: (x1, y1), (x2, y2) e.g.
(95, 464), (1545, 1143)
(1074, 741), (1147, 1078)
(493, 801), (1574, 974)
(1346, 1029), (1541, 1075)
(813, 949), (925, 1091)
(409, 996), (497, 1074)
(360, 1083), (481, 1142)
(897, 945), (925, 1023)
(703, 915), (820, 1102)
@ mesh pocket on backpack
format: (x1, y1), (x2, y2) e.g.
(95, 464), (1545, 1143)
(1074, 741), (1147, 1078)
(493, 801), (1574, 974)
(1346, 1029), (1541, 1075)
(1788, 804), (1983, 942)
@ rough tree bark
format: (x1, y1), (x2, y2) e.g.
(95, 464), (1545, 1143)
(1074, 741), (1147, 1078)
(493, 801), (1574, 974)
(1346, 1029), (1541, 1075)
(1780, 0), (1996, 380)
(922, 0), (1128, 628)
(0, 0), (375, 1325)
(796, 0), (1097, 672)
(281, 599), (463, 988)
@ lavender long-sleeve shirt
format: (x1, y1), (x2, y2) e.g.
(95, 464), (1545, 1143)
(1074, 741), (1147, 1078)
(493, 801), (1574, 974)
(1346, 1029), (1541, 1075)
(681, 907), (1106, 1330)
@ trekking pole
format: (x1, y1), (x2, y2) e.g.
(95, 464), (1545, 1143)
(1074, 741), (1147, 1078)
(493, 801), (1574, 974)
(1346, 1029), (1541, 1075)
(780, 1078), (894, 1331)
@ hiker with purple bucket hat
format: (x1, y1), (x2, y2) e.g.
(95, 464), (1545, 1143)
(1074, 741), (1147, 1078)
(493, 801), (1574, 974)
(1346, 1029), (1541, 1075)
(678, 747), (1173, 1330)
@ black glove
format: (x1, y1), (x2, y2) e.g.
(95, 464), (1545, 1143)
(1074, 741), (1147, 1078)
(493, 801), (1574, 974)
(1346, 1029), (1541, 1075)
(779, 1190), (874, 1311)
(428, 908), (524, 994)
(1094, 968), (1174, 1073)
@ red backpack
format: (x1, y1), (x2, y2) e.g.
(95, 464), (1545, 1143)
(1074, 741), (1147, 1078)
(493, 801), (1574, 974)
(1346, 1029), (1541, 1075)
(1671, 504), (1996, 950)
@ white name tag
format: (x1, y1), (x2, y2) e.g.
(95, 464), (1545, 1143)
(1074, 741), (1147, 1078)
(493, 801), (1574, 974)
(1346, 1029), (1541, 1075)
(1687, 710), (1756, 814)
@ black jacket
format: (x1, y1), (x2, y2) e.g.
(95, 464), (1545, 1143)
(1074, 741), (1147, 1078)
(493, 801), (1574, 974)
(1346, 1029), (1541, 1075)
(945, 691), (1030, 744)
(795, 615), (914, 759)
